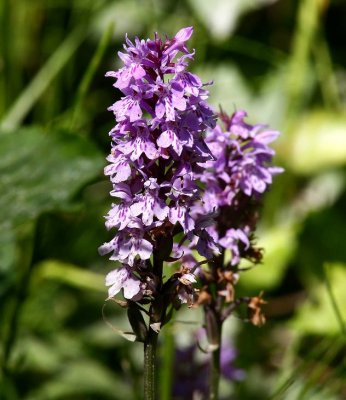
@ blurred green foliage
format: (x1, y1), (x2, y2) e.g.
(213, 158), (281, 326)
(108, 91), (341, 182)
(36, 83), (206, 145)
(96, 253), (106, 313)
(0, 0), (345, 399)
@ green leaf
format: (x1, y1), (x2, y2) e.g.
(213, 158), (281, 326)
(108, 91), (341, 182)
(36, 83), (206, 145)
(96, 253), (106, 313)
(15, 332), (133, 399)
(25, 359), (132, 400)
(35, 260), (104, 292)
(195, 63), (287, 130)
(0, 228), (16, 293)
(239, 223), (298, 290)
(291, 263), (346, 335)
(195, 64), (252, 111)
(188, 0), (275, 40)
(0, 127), (104, 232)
(93, 0), (150, 39)
(284, 111), (346, 174)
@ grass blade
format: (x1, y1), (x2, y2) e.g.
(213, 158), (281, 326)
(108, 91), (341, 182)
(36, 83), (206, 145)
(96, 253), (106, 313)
(71, 22), (114, 130)
(0, 25), (88, 132)
(323, 263), (346, 337)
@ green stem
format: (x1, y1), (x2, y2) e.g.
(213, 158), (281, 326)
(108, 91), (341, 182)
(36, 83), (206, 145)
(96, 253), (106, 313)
(143, 249), (163, 400)
(205, 305), (222, 400)
(144, 328), (159, 400)
(209, 324), (222, 400)
(159, 328), (174, 400)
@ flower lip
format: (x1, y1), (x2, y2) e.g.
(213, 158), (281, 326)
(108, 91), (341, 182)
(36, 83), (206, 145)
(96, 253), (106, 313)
(105, 267), (142, 300)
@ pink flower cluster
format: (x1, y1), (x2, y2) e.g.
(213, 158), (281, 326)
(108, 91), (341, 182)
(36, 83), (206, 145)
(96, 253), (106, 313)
(99, 27), (217, 301)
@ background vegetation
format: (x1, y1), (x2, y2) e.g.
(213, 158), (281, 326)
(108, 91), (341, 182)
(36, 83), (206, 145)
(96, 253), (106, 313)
(1, 0), (345, 399)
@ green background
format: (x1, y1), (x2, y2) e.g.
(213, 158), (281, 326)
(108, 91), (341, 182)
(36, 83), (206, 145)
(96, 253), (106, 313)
(0, 0), (345, 399)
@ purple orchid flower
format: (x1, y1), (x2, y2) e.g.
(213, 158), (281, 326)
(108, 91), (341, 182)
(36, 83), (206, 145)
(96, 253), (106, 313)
(99, 27), (217, 303)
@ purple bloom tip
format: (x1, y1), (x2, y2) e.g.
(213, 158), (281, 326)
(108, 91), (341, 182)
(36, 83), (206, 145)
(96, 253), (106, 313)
(175, 26), (194, 42)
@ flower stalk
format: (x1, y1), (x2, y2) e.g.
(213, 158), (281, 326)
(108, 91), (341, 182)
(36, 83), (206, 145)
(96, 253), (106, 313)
(144, 328), (159, 400)
(205, 306), (222, 400)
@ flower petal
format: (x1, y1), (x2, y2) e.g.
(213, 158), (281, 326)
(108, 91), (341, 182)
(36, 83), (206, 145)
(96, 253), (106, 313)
(136, 238), (153, 260)
(157, 130), (174, 148)
(123, 277), (141, 299)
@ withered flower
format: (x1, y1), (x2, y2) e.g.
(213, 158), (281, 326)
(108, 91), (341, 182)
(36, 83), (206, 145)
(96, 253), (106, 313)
(248, 293), (267, 327)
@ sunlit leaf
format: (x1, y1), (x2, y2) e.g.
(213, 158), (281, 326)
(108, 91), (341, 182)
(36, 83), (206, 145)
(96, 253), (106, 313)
(195, 64), (252, 110)
(240, 223), (298, 290)
(291, 263), (346, 335)
(188, 0), (277, 40)
(284, 111), (346, 174)
(36, 260), (104, 292)
(93, 0), (150, 39)
(195, 64), (288, 131)
(18, 336), (62, 373)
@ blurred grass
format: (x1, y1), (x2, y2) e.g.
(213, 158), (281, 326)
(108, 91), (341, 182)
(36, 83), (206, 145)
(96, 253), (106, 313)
(0, 26), (87, 132)
(70, 21), (114, 131)
(0, 0), (346, 399)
